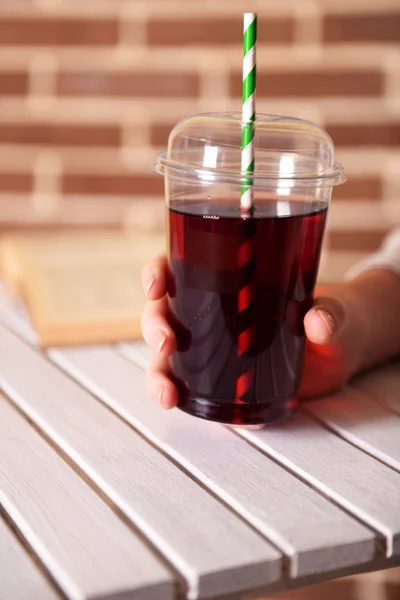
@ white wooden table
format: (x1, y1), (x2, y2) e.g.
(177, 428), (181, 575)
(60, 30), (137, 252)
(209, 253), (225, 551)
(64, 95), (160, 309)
(0, 289), (399, 600)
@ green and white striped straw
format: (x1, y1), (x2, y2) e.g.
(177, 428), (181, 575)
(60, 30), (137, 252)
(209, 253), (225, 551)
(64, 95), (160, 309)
(241, 12), (257, 211)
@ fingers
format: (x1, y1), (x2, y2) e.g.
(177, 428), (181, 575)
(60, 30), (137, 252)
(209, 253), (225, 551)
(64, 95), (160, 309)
(142, 254), (175, 301)
(142, 254), (168, 300)
(145, 355), (179, 410)
(142, 254), (181, 411)
(141, 296), (177, 357)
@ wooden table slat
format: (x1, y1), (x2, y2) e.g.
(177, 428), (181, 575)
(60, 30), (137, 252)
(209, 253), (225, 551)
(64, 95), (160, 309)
(1, 288), (400, 599)
(118, 341), (152, 370)
(0, 516), (60, 600)
(304, 386), (400, 473)
(117, 341), (400, 560)
(353, 364), (400, 417)
(0, 393), (173, 600)
(0, 322), (281, 600)
(237, 412), (400, 557)
(50, 343), (378, 579)
(119, 341), (400, 559)
(0, 289), (37, 345)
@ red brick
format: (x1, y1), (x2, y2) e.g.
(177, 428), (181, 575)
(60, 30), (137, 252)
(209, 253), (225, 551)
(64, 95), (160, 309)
(230, 70), (383, 98)
(324, 13), (400, 43)
(62, 174), (164, 196)
(0, 19), (118, 46)
(58, 72), (199, 97)
(0, 224), (121, 233)
(150, 124), (172, 147)
(0, 172), (32, 192)
(332, 177), (382, 201)
(0, 123), (120, 147)
(148, 17), (294, 46)
(0, 72), (28, 95)
(326, 123), (400, 147)
(329, 229), (388, 251)
(151, 123), (303, 151)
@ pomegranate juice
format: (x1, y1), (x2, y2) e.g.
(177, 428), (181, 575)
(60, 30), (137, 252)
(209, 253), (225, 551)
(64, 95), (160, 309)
(167, 200), (327, 424)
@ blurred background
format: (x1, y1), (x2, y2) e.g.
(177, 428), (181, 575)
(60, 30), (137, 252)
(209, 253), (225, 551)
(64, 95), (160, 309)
(0, 0), (399, 281)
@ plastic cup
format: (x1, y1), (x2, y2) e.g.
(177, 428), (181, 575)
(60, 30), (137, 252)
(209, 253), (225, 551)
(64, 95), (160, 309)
(154, 112), (345, 425)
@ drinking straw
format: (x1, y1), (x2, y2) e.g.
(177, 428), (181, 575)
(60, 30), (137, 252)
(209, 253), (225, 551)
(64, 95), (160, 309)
(236, 13), (257, 405)
(240, 12), (257, 211)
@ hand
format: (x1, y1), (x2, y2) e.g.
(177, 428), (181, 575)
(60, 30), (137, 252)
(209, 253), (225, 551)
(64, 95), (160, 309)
(141, 255), (400, 410)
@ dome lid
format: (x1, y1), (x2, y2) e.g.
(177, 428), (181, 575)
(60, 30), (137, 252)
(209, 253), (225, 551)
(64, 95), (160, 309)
(154, 112), (345, 188)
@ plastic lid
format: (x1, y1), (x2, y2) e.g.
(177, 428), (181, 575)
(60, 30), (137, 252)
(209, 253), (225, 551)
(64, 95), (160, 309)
(154, 112), (345, 188)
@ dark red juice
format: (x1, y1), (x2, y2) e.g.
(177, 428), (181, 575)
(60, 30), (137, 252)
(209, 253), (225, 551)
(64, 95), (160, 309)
(167, 200), (327, 424)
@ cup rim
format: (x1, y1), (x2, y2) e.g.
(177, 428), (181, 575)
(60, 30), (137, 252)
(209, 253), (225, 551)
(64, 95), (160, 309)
(153, 150), (346, 189)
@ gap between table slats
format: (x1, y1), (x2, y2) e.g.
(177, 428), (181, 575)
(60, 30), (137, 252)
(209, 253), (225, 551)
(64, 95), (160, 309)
(0, 392), (174, 600)
(352, 363), (400, 417)
(118, 343), (400, 476)
(1, 291), (399, 590)
(49, 343), (378, 580)
(118, 341), (400, 559)
(0, 286), (37, 345)
(236, 416), (400, 558)
(0, 321), (281, 600)
(119, 341), (151, 370)
(303, 387), (400, 473)
(0, 514), (61, 600)
(0, 298), (380, 579)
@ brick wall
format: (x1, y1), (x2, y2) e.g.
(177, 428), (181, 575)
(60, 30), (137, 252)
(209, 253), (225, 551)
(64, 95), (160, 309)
(0, 0), (399, 279)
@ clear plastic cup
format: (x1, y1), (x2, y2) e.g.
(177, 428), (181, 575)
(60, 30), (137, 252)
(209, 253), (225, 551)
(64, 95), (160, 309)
(154, 113), (345, 425)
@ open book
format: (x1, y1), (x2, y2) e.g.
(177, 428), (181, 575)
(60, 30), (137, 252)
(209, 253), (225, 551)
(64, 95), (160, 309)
(0, 230), (165, 347)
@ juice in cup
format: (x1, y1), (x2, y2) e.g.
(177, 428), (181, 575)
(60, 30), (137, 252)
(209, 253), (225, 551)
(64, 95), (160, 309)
(154, 113), (345, 425)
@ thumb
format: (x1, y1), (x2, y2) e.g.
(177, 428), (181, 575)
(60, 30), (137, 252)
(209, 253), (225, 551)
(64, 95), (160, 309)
(304, 296), (347, 346)
(304, 279), (367, 355)
(299, 288), (366, 398)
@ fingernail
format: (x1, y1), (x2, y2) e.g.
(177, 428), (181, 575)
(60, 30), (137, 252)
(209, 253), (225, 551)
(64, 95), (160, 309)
(146, 273), (156, 296)
(153, 328), (167, 354)
(316, 308), (335, 337)
(158, 385), (165, 406)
